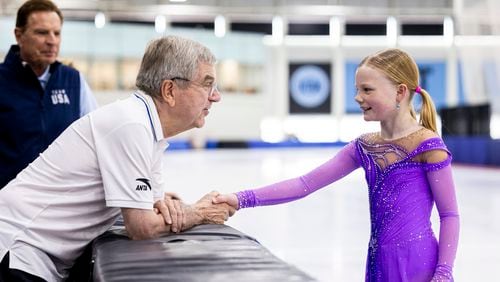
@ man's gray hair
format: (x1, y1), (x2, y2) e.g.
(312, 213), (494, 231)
(135, 35), (216, 98)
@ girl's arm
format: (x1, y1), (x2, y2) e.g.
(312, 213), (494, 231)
(426, 151), (460, 281)
(216, 141), (360, 209)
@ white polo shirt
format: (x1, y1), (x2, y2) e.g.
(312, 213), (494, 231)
(0, 91), (168, 281)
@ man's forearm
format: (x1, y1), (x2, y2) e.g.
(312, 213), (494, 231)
(181, 204), (204, 231)
(122, 208), (173, 240)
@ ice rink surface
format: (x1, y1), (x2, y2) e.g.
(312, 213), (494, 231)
(163, 146), (499, 281)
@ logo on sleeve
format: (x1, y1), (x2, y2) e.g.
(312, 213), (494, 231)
(135, 178), (151, 191)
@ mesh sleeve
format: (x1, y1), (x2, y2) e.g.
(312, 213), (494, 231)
(427, 165), (460, 281)
(236, 141), (360, 208)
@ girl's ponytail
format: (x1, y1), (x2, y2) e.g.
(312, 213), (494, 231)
(416, 88), (438, 132)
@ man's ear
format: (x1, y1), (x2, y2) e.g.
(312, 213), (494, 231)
(160, 79), (175, 107)
(14, 27), (23, 43)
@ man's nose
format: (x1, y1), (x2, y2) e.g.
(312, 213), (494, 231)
(46, 32), (59, 45)
(210, 88), (221, 102)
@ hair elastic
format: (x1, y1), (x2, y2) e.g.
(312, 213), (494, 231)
(415, 86), (422, 94)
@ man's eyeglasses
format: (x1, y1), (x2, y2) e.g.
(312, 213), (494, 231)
(171, 77), (219, 98)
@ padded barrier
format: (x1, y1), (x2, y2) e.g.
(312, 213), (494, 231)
(92, 223), (317, 282)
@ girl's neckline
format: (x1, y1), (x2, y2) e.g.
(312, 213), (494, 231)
(378, 126), (425, 142)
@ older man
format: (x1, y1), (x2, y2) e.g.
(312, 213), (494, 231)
(0, 35), (233, 282)
(0, 0), (97, 188)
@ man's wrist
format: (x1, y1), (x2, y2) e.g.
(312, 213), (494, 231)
(193, 202), (209, 224)
(182, 204), (204, 230)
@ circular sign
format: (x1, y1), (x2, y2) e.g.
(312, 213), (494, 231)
(290, 65), (330, 108)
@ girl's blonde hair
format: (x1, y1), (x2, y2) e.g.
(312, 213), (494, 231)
(359, 48), (438, 132)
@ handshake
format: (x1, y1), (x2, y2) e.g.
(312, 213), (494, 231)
(153, 191), (238, 233)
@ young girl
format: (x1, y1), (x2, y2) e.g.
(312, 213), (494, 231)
(214, 49), (460, 281)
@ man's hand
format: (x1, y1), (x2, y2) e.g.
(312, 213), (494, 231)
(154, 191), (236, 233)
(153, 193), (184, 233)
(196, 191), (236, 223)
(182, 191), (236, 230)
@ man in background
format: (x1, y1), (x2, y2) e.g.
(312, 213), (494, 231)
(0, 0), (97, 188)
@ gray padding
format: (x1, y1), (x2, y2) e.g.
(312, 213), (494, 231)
(92, 224), (317, 282)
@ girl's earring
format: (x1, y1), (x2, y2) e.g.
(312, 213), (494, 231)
(396, 103), (400, 110)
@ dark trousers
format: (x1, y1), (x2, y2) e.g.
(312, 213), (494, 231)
(0, 253), (46, 282)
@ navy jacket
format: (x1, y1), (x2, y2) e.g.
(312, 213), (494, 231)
(0, 45), (81, 188)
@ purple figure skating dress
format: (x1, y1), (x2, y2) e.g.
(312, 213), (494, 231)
(236, 128), (459, 281)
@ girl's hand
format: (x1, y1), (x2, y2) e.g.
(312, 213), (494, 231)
(212, 193), (239, 210)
